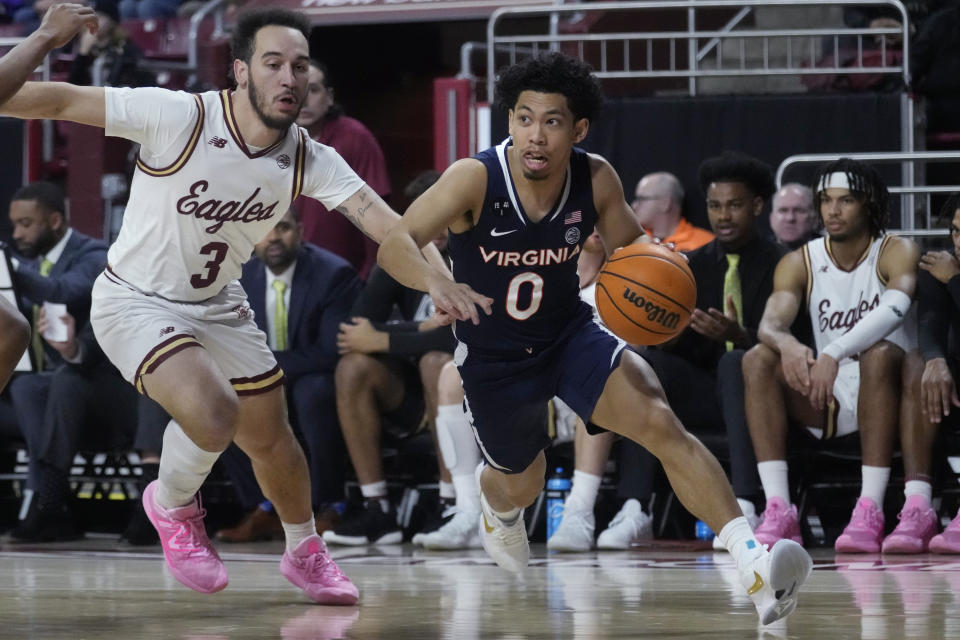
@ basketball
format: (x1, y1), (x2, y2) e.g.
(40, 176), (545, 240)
(595, 243), (697, 345)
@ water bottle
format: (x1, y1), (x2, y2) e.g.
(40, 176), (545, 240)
(695, 519), (714, 541)
(546, 467), (572, 540)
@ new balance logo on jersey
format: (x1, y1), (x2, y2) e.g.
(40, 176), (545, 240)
(176, 180), (279, 233)
(819, 265), (829, 273)
(159, 326), (175, 338)
(208, 136), (227, 148)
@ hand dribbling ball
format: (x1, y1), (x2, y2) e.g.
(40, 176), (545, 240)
(595, 243), (696, 345)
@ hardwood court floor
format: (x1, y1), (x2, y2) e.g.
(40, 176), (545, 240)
(1, 538), (959, 639)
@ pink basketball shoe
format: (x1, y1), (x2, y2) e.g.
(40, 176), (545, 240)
(753, 497), (803, 547)
(881, 495), (938, 554)
(835, 497), (884, 553)
(281, 534), (359, 605)
(142, 480), (228, 593)
(930, 509), (960, 554)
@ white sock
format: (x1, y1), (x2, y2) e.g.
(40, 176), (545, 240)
(439, 481), (456, 501)
(436, 403), (481, 473)
(360, 481), (389, 512)
(860, 465), (890, 506)
(156, 420), (222, 509)
(452, 472), (480, 513)
(566, 470), (601, 513)
(282, 518), (317, 553)
(737, 497), (758, 519)
(757, 460), (790, 504)
(718, 516), (765, 572)
(492, 505), (521, 525)
(904, 480), (933, 503)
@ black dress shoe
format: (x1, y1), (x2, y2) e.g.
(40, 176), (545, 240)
(8, 505), (82, 543)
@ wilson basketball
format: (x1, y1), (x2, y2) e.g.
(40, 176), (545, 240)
(595, 243), (696, 345)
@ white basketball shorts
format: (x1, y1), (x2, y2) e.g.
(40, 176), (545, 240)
(91, 268), (283, 398)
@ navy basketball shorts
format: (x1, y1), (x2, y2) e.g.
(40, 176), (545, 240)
(455, 312), (626, 473)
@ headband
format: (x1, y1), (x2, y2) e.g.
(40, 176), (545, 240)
(817, 171), (852, 193)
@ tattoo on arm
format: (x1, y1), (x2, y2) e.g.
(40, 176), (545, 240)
(336, 188), (374, 236)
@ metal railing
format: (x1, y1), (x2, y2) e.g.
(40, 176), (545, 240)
(777, 151), (960, 233)
(486, 0), (909, 99)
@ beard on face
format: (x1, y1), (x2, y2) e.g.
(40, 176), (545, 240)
(16, 226), (56, 258)
(248, 73), (300, 131)
(261, 242), (297, 270)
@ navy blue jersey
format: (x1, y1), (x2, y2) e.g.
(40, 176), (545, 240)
(448, 138), (598, 353)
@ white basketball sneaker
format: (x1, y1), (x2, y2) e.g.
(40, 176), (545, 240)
(478, 492), (529, 572)
(742, 539), (813, 625)
(596, 499), (653, 550)
(418, 508), (482, 550)
(547, 503), (595, 552)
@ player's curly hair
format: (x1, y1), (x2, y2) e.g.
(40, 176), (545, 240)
(230, 9), (311, 65)
(494, 52), (604, 123)
(812, 157), (889, 237)
(697, 151), (776, 201)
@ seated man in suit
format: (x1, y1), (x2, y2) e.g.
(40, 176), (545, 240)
(1, 181), (107, 506)
(8, 307), (139, 541)
(216, 207), (362, 542)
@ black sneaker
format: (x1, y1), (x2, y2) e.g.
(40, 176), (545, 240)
(415, 498), (457, 536)
(321, 500), (402, 546)
(8, 503), (82, 543)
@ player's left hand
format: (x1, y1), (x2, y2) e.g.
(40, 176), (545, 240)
(807, 353), (838, 410)
(337, 317), (388, 354)
(427, 274), (492, 326)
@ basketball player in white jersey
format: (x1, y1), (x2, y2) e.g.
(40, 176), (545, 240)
(0, 8), (446, 604)
(0, 4), (97, 390)
(744, 158), (919, 553)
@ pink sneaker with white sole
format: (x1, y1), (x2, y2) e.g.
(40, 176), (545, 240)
(281, 534), (359, 605)
(930, 509), (960, 554)
(881, 495), (938, 554)
(142, 480), (228, 593)
(835, 497), (885, 553)
(753, 497), (803, 547)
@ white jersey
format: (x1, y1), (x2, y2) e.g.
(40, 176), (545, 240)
(104, 87), (364, 301)
(804, 235), (916, 363)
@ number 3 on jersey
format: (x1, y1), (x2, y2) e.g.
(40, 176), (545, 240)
(506, 272), (543, 320)
(190, 241), (228, 288)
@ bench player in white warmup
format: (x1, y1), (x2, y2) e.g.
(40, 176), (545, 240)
(0, 8), (446, 603)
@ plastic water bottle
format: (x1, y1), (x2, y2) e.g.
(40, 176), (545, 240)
(695, 519), (714, 541)
(546, 467), (572, 540)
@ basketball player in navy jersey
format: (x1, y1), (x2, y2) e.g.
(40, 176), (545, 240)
(378, 52), (812, 625)
(0, 3), (96, 390)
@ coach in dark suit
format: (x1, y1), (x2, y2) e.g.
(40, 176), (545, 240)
(0, 181), (107, 514)
(217, 207), (362, 542)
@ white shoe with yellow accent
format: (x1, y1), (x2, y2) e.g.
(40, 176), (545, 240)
(742, 539), (812, 625)
(478, 492), (529, 572)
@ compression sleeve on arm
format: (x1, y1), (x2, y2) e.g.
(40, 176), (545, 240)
(821, 288), (912, 361)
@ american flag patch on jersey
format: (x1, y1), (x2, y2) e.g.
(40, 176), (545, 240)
(564, 210), (582, 224)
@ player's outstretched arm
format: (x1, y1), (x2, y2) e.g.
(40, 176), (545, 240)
(335, 185), (449, 277)
(377, 158), (493, 325)
(589, 155), (646, 255)
(0, 3), (97, 106)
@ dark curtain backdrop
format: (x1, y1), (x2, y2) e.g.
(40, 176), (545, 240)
(491, 92), (904, 233)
